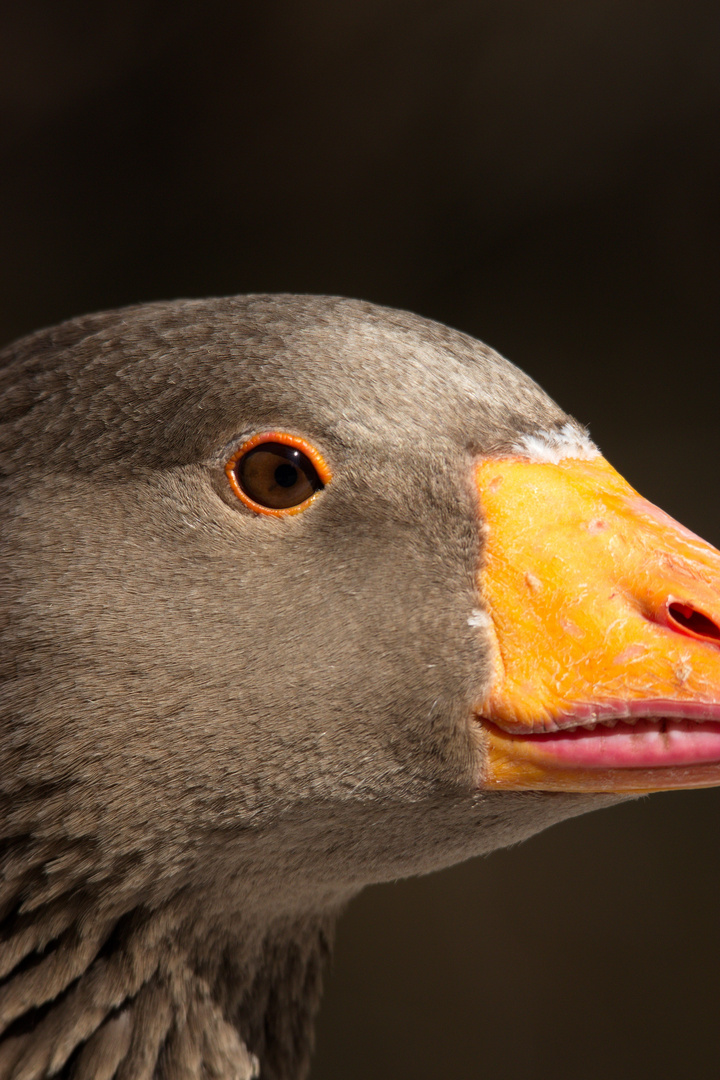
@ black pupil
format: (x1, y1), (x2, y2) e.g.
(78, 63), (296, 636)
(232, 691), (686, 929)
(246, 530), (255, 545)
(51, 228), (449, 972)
(275, 463), (298, 488)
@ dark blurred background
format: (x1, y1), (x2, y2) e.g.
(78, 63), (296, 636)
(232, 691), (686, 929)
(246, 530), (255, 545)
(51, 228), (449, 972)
(2, 2), (719, 1077)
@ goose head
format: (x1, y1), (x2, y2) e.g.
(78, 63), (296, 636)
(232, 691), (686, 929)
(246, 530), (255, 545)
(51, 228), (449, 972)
(2, 295), (720, 1079)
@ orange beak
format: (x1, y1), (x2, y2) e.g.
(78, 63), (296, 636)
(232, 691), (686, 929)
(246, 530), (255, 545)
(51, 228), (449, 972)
(475, 454), (720, 793)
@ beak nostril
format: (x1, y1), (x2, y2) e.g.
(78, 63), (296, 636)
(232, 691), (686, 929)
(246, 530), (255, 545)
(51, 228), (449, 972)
(667, 601), (720, 643)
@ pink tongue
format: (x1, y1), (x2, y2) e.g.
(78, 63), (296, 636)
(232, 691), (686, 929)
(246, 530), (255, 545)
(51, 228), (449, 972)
(531, 720), (720, 768)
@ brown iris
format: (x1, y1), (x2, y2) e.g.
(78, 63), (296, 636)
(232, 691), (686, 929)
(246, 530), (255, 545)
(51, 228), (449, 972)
(225, 433), (331, 516)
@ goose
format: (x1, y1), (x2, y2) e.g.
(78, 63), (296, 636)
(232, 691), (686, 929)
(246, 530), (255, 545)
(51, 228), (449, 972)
(2, 294), (720, 1080)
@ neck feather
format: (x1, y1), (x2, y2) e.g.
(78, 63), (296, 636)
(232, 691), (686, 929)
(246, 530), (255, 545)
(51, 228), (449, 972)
(0, 871), (335, 1080)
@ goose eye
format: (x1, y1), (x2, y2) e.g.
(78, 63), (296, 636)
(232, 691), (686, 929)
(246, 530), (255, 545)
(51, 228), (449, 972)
(225, 434), (330, 516)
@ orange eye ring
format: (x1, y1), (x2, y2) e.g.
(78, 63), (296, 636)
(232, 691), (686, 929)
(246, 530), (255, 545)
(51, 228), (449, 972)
(225, 432), (332, 517)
